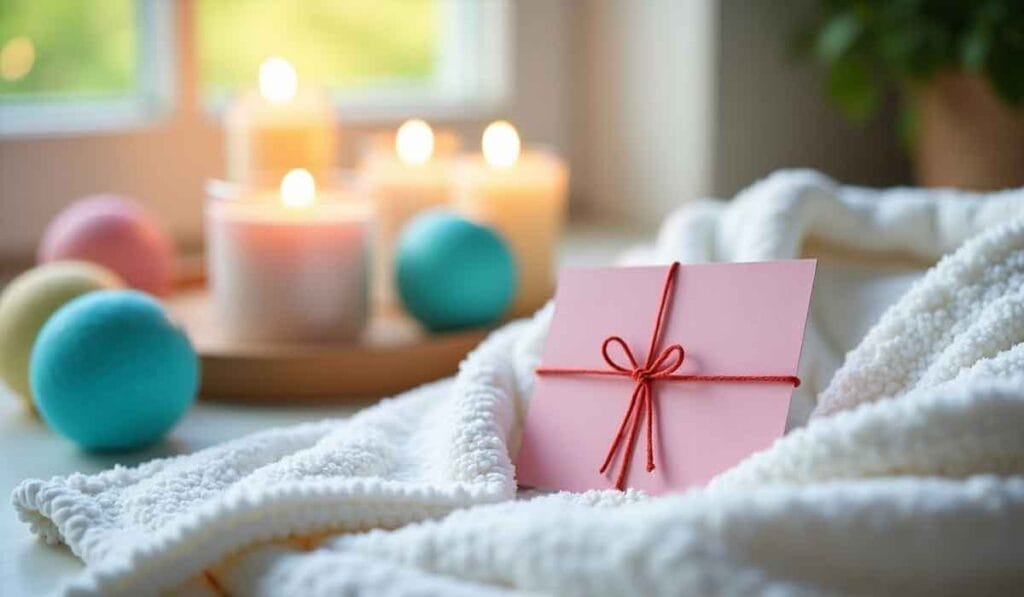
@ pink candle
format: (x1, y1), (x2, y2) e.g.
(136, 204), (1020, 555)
(205, 170), (370, 342)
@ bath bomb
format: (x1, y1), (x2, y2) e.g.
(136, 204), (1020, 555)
(396, 211), (516, 332)
(31, 290), (199, 451)
(0, 261), (123, 408)
(39, 194), (176, 295)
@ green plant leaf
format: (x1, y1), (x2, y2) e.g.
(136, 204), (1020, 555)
(827, 58), (881, 123)
(801, 0), (1024, 121)
(987, 44), (1024, 105)
(961, 24), (993, 71)
(896, 101), (918, 152)
(815, 11), (863, 63)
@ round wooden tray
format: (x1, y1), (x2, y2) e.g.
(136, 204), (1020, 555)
(166, 283), (489, 402)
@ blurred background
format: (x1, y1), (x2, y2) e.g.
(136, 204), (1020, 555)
(2, 0), (1022, 263)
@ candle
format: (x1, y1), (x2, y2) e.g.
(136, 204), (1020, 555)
(359, 119), (457, 308)
(454, 121), (569, 315)
(205, 169), (370, 343)
(225, 57), (338, 186)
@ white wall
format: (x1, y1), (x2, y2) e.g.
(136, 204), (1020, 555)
(570, 0), (910, 225)
(712, 0), (908, 197)
(570, 0), (717, 224)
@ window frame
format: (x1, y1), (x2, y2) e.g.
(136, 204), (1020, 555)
(0, 0), (511, 138)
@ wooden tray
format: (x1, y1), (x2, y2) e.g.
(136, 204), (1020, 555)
(165, 283), (489, 402)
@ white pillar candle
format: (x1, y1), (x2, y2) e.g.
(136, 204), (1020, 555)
(359, 120), (457, 308)
(454, 121), (569, 316)
(205, 169), (370, 343)
(225, 57), (338, 186)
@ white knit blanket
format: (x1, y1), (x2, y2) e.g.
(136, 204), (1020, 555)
(13, 170), (1024, 595)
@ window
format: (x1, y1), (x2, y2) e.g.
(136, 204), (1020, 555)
(1, 0), (136, 99)
(0, 0), (508, 135)
(0, 0), (173, 135)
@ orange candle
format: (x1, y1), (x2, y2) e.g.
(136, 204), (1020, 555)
(360, 120), (457, 307)
(225, 58), (338, 186)
(454, 121), (569, 316)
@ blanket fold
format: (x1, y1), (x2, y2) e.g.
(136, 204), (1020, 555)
(14, 321), (527, 594)
(296, 476), (1024, 597)
(12, 170), (1024, 596)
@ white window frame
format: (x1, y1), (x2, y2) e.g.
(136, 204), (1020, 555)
(0, 0), (510, 138)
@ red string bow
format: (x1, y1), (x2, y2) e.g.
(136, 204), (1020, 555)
(536, 262), (800, 490)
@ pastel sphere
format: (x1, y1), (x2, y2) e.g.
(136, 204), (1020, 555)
(31, 290), (199, 451)
(0, 262), (123, 409)
(39, 194), (176, 296)
(396, 211), (516, 331)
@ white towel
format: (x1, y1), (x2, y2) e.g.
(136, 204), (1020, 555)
(13, 170), (1024, 595)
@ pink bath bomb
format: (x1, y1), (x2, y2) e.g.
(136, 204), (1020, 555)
(38, 195), (176, 296)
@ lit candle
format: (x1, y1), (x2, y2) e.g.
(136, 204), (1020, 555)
(204, 169), (370, 342)
(225, 57), (338, 186)
(454, 121), (569, 315)
(359, 119), (457, 308)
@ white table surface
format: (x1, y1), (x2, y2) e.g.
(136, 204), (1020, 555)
(0, 224), (650, 596)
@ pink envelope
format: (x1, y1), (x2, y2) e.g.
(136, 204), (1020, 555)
(516, 260), (816, 494)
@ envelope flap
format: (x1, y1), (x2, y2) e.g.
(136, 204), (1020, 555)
(542, 260), (816, 375)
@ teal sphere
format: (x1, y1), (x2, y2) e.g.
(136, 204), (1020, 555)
(396, 211), (516, 332)
(31, 290), (199, 451)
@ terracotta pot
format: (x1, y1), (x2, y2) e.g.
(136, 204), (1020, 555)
(913, 71), (1024, 190)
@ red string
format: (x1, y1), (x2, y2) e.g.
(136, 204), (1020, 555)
(535, 262), (800, 490)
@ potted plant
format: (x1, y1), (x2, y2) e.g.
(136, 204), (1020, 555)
(808, 1), (1024, 190)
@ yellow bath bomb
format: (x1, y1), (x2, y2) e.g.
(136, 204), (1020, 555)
(0, 261), (123, 408)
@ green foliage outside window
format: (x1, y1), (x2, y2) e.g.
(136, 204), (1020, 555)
(0, 0), (136, 100)
(0, 0), (438, 102)
(199, 0), (438, 96)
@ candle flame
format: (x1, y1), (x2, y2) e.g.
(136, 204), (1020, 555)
(280, 168), (316, 209)
(259, 57), (297, 104)
(395, 119), (434, 166)
(482, 120), (520, 168)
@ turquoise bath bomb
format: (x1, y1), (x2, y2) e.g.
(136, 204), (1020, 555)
(31, 290), (199, 451)
(0, 261), (123, 409)
(396, 211), (517, 331)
